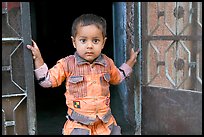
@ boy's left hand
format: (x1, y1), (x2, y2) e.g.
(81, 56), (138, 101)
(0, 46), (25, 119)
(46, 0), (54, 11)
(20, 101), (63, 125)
(126, 48), (140, 68)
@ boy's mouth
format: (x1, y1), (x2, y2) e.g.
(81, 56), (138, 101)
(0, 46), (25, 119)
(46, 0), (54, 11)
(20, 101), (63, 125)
(85, 52), (94, 56)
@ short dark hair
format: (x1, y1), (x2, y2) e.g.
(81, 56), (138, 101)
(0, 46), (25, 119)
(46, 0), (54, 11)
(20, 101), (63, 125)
(71, 14), (107, 38)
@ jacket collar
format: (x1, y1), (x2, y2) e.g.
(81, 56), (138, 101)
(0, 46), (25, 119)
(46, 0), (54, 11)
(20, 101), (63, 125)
(74, 52), (107, 66)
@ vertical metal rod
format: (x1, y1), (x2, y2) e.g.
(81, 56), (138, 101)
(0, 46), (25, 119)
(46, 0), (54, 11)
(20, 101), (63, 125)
(21, 2), (37, 135)
(133, 2), (142, 135)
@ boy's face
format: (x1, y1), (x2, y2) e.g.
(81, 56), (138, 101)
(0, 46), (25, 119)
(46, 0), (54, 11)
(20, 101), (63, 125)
(71, 24), (107, 63)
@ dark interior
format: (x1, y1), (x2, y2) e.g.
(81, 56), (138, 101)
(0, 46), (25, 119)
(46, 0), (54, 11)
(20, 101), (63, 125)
(30, 2), (134, 135)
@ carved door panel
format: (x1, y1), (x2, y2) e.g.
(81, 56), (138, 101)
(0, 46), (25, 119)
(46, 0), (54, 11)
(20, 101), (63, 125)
(141, 2), (202, 135)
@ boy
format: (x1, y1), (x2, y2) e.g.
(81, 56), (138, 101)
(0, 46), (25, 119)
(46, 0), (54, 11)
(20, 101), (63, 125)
(27, 14), (139, 135)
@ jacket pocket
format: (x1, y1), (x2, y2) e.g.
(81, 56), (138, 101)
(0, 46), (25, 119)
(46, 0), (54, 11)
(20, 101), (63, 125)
(68, 76), (87, 98)
(68, 76), (84, 84)
(100, 73), (110, 96)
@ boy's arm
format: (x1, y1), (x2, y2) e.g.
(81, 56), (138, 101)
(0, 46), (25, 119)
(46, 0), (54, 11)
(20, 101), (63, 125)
(34, 63), (52, 88)
(119, 48), (140, 82)
(33, 60), (67, 88)
(27, 40), (51, 87)
(27, 40), (67, 88)
(118, 63), (132, 82)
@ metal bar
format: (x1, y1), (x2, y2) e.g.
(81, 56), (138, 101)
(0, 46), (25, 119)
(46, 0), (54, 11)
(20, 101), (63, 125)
(141, 2), (148, 85)
(133, 2), (142, 135)
(2, 109), (6, 135)
(143, 35), (202, 41)
(21, 2), (36, 135)
(2, 38), (23, 41)
(191, 2), (199, 91)
(2, 2), (8, 14)
(2, 93), (27, 98)
(2, 8), (7, 14)
(2, 66), (11, 71)
(4, 121), (15, 127)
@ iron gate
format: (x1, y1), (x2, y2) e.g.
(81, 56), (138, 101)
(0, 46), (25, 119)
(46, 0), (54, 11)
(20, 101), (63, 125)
(2, 2), (36, 135)
(141, 2), (202, 135)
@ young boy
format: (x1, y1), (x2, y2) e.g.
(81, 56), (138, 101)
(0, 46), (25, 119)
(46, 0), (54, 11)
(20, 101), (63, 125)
(27, 14), (139, 135)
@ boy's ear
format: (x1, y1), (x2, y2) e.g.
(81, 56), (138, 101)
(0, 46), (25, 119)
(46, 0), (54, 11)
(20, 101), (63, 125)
(71, 36), (76, 48)
(102, 37), (107, 49)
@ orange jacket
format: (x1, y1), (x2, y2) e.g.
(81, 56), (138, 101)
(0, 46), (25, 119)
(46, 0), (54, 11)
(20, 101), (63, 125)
(35, 52), (132, 125)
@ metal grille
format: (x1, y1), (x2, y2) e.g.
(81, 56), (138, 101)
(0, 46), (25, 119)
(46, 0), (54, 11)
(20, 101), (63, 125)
(142, 2), (202, 91)
(2, 2), (36, 135)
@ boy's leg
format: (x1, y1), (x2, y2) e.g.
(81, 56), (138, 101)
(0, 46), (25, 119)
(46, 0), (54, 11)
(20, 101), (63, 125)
(62, 115), (121, 135)
(62, 120), (91, 135)
(92, 115), (121, 135)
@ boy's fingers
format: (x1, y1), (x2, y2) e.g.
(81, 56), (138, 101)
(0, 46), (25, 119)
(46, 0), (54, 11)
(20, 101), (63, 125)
(27, 45), (32, 49)
(131, 48), (135, 55)
(27, 45), (36, 56)
(31, 40), (38, 49)
(136, 48), (140, 53)
(136, 49), (140, 56)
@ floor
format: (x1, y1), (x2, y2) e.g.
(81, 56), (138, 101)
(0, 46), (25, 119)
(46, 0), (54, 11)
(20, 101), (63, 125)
(37, 105), (66, 135)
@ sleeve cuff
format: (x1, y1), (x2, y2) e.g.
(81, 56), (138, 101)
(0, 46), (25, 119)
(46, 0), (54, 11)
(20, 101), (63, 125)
(34, 63), (48, 80)
(119, 63), (133, 77)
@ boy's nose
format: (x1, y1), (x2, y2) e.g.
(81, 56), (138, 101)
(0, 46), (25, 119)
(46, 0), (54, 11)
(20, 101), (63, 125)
(86, 42), (93, 48)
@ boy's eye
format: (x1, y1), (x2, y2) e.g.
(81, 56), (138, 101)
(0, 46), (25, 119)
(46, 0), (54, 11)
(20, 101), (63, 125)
(93, 39), (100, 44)
(79, 39), (86, 43)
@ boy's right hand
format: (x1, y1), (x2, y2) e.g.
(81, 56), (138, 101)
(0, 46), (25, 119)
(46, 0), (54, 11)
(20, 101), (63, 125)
(27, 40), (41, 60)
(27, 40), (44, 69)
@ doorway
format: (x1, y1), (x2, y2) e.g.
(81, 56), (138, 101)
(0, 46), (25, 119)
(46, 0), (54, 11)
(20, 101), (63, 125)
(30, 1), (117, 135)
